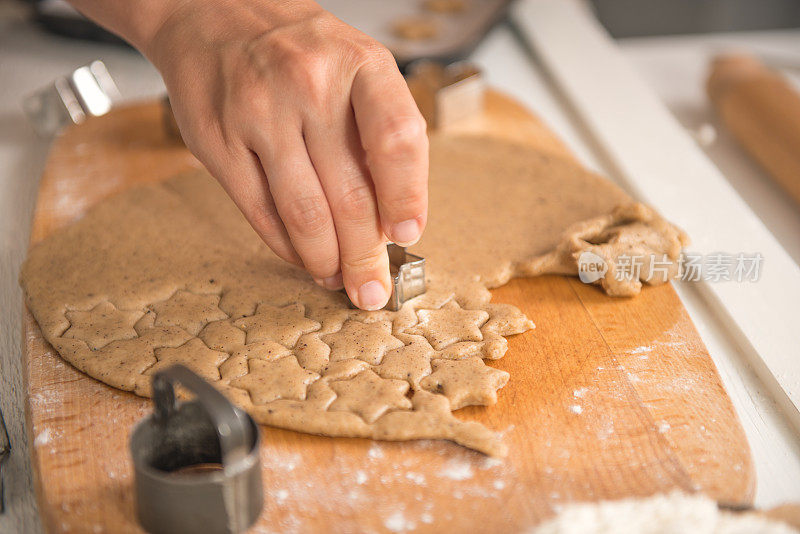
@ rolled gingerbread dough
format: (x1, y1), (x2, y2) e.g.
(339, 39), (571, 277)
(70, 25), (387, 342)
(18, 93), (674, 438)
(20, 135), (686, 456)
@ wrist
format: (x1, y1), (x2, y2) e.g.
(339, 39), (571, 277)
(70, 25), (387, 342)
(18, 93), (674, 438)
(134, 0), (193, 67)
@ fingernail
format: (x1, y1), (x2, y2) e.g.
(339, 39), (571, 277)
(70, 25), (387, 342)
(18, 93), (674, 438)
(313, 277), (324, 287)
(390, 219), (421, 246)
(323, 272), (344, 290)
(357, 280), (389, 311)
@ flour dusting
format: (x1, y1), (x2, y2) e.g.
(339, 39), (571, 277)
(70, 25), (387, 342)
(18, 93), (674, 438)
(405, 472), (426, 485)
(385, 511), (415, 533)
(274, 489), (289, 505)
(573, 388), (589, 398)
(262, 451), (301, 472)
(34, 428), (52, 446)
(533, 492), (796, 534)
(481, 457), (503, 470)
(368, 444), (385, 459)
(439, 460), (474, 481)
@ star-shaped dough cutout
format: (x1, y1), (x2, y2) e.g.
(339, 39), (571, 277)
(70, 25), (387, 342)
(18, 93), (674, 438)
(293, 333), (331, 374)
(405, 304), (489, 350)
(320, 359), (370, 382)
(199, 319), (246, 352)
(230, 356), (319, 405)
(321, 320), (404, 365)
(482, 303), (535, 336)
(149, 290), (229, 336)
(373, 336), (434, 389)
(86, 338), (157, 390)
(420, 357), (509, 410)
(63, 301), (143, 350)
(147, 338), (228, 382)
(231, 339), (290, 361)
(219, 354), (248, 382)
(234, 303), (320, 348)
(133, 311), (194, 348)
(328, 370), (412, 423)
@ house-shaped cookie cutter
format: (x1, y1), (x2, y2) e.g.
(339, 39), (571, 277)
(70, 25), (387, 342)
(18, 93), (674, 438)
(22, 60), (120, 137)
(406, 60), (485, 129)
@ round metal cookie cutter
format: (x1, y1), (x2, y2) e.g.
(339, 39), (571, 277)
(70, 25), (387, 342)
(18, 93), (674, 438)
(130, 365), (263, 534)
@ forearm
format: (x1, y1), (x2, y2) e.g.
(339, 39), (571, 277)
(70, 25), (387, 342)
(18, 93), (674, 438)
(65, 0), (188, 54)
(65, 0), (325, 64)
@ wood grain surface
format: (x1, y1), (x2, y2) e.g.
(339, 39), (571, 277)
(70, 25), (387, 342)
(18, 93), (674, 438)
(23, 91), (755, 533)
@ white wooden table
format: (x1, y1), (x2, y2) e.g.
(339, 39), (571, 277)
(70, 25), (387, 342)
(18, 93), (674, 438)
(1, 1), (799, 531)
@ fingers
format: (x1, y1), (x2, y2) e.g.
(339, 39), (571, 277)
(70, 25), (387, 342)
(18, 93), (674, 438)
(351, 59), (429, 246)
(211, 149), (303, 267)
(304, 110), (392, 311)
(251, 130), (343, 289)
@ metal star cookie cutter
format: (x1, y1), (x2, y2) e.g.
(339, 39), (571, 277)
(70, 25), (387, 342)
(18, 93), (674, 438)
(130, 365), (263, 534)
(343, 243), (426, 311)
(387, 243), (426, 311)
(22, 60), (120, 137)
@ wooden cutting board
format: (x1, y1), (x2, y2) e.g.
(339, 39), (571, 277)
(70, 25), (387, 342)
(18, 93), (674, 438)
(23, 90), (754, 533)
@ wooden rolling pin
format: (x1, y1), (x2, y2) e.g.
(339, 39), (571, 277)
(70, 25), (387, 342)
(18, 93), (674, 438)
(707, 54), (800, 206)
(762, 503), (800, 530)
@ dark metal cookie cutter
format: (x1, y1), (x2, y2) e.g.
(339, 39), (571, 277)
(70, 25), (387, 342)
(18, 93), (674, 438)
(129, 365), (263, 534)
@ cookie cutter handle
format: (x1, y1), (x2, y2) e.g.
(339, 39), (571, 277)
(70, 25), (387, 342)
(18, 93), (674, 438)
(151, 365), (252, 469)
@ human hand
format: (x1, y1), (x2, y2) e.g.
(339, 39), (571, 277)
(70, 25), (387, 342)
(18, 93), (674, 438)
(143, 0), (428, 310)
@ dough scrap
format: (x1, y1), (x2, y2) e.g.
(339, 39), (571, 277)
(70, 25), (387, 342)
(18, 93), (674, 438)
(20, 135), (687, 456)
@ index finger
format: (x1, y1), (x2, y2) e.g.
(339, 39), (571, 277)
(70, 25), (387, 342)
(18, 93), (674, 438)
(351, 56), (429, 247)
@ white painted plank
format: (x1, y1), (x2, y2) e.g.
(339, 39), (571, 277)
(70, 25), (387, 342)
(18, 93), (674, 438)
(511, 0), (800, 435)
(617, 31), (800, 507)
